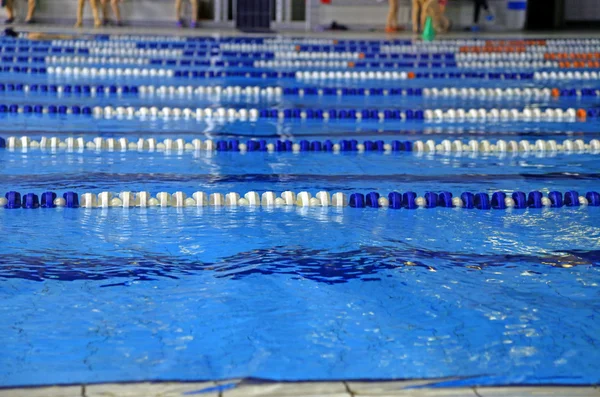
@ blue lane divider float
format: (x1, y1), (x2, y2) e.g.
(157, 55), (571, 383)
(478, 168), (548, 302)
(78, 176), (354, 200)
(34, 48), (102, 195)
(1, 190), (599, 209)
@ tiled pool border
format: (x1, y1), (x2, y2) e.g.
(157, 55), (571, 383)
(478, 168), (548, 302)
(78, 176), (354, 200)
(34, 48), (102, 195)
(0, 380), (598, 397)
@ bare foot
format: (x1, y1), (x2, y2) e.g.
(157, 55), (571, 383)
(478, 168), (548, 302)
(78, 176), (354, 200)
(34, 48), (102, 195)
(74, 20), (83, 28)
(94, 19), (102, 28)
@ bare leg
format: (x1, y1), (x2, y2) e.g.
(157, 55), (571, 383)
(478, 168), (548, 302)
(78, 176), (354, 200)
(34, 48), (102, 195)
(26, 0), (36, 21)
(75, 0), (85, 27)
(421, 0), (432, 32)
(111, 0), (121, 23)
(175, 0), (182, 22)
(5, 0), (14, 21)
(440, 15), (449, 32)
(89, 0), (101, 27)
(190, 0), (198, 23)
(386, 0), (398, 30)
(101, 0), (109, 23)
(411, 0), (421, 33)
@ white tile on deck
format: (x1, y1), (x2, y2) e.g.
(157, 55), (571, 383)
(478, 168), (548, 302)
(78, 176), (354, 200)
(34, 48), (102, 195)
(355, 389), (477, 397)
(84, 381), (219, 397)
(1, 383), (599, 397)
(475, 387), (600, 397)
(346, 380), (458, 395)
(220, 381), (348, 396)
(0, 385), (82, 397)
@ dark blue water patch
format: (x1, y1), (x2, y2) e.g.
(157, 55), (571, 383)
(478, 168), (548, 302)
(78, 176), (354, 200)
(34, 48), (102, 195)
(0, 246), (596, 284)
(0, 172), (599, 188)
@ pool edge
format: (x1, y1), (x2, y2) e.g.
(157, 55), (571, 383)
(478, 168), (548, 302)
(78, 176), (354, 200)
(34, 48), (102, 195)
(0, 381), (598, 397)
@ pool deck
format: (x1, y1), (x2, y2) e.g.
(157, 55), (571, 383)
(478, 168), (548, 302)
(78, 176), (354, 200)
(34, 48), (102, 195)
(0, 381), (598, 397)
(11, 22), (600, 40)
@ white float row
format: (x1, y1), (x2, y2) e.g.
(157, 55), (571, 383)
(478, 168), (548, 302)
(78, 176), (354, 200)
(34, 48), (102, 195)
(91, 106), (260, 121)
(45, 56), (151, 65)
(19, 55), (596, 71)
(86, 48), (182, 57)
(423, 108), (582, 123)
(296, 70), (413, 80)
(423, 87), (556, 99)
(412, 139), (600, 154)
(138, 85), (282, 97)
(259, 60), (561, 69)
(296, 70), (600, 81)
(78, 191), (351, 208)
(42, 66), (600, 81)
(533, 71), (600, 80)
(47, 66), (174, 78)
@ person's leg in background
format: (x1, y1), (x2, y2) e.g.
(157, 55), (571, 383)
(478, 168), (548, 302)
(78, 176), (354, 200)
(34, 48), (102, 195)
(110, 0), (121, 25)
(101, 0), (121, 25)
(385, 0), (398, 32)
(89, 0), (101, 27)
(421, 0), (448, 33)
(438, 11), (450, 32)
(4, 0), (15, 23)
(189, 0), (198, 27)
(420, 0), (433, 32)
(101, 0), (109, 24)
(411, 0), (422, 33)
(25, 0), (35, 22)
(75, 0), (84, 27)
(433, 0), (450, 32)
(473, 0), (487, 24)
(175, 0), (183, 26)
(472, 0), (492, 26)
(75, 0), (101, 28)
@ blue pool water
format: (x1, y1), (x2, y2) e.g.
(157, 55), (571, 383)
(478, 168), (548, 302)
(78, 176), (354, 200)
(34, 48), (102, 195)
(1, 34), (600, 388)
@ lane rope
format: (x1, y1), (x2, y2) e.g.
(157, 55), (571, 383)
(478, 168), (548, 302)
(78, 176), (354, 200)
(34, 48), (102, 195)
(2, 190), (598, 209)
(2, 137), (599, 155)
(4, 83), (598, 100)
(0, 104), (591, 122)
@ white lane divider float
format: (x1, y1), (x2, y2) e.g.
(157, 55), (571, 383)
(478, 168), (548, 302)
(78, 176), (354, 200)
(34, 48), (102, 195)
(76, 191), (352, 208)
(47, 66), (175, 78)
(411, 139), (600, 155)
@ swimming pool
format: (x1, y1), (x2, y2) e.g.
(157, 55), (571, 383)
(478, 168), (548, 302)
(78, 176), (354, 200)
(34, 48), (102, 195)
(1, 34), (599, 391)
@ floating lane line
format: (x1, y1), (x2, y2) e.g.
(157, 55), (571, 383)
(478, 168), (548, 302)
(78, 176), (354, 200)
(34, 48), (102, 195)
(1, 190), (598, 210)
(1, 137), (599, 155)
(0, 105), (592, 123)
